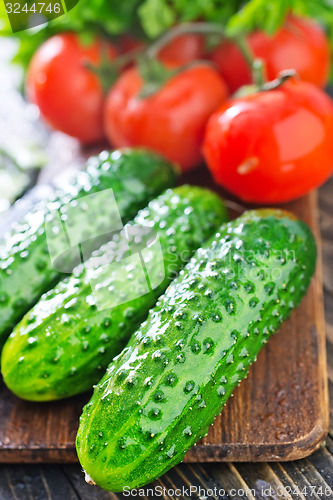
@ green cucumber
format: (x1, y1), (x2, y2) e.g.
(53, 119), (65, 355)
(0, 149), (178, 347)
(76, 209), (316, 492)
(1, 186), (227, 401)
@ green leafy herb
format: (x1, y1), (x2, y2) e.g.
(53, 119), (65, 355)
(1, 0), (332, 75)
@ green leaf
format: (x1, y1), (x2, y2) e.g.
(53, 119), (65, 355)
(138, 0), (176, 38)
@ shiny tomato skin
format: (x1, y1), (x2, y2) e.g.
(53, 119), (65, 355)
(202, 79), (333, 203)
(104, 64), (228, 171)
(211, 15), (330, 93)
(26, 33), (117, 143)
(158, 34), (205, 65)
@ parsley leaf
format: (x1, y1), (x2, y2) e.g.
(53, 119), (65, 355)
(1, 0), (332, 78)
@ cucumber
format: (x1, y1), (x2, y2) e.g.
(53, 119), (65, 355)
(0, 149), (178, 347)
(76, 209), (316, 492)
(1, 186), (227, 401)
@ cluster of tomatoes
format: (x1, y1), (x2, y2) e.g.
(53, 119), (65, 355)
(27, 15), (333, 203)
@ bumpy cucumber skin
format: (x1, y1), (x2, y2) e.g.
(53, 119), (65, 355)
(1, 186), (227, 401)
(0, 149), (178, 347)
(76, 209), (316, 492)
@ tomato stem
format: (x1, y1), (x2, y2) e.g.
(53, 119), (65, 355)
(261, 69), (297, 91)
(137, 56), (179, 98)
(145, 22), (225, 60)
(235, 36), (266, 87)
(117, 46), (144, 66)
(253, 59), (266, 87)
(139, 23), (224, 98)
(145, 22), (267, 88)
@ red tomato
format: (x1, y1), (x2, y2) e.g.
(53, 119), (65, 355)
(26, 33), (118, 143)
(202, 79), (333, 203)
(158, 34), (205, 65)
(104, 64), (228, 171)
(211, 15), (330, 93)
(117, 34), (146, 54)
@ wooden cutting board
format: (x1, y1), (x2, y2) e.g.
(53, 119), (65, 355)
(0, 163), (329, 463)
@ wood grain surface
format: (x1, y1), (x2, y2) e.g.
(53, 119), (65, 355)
(0, 164), (328, 464)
